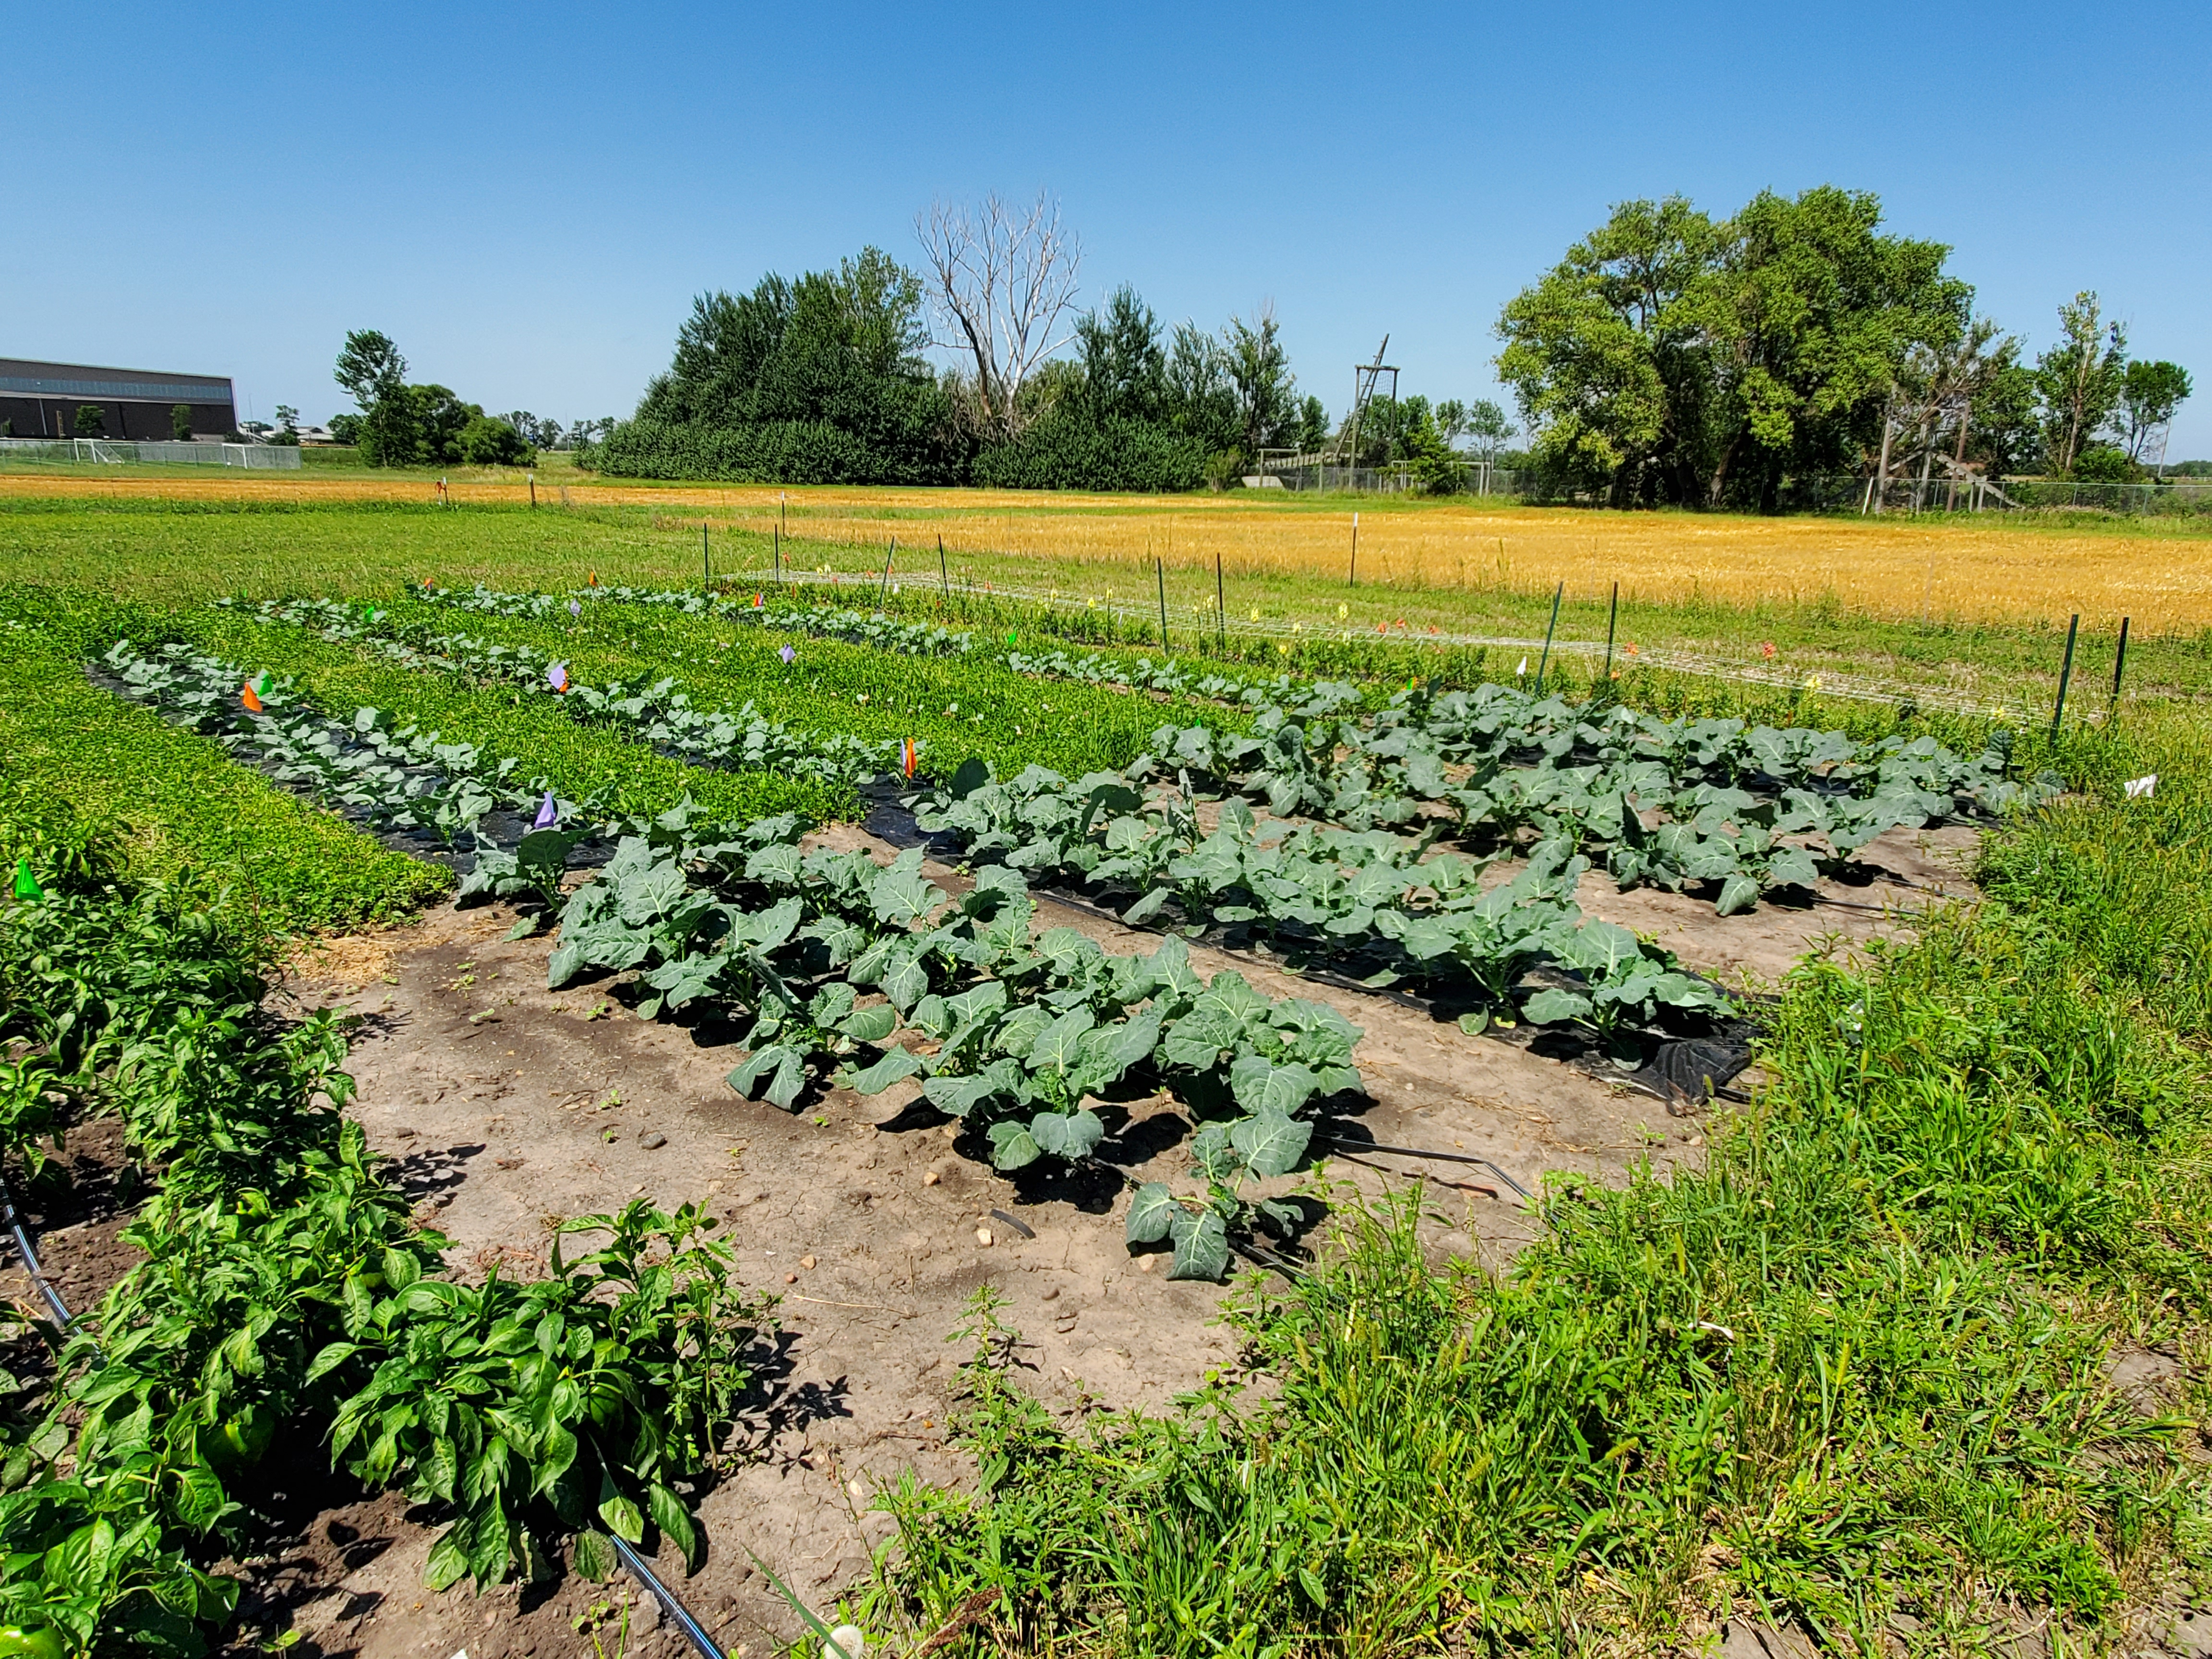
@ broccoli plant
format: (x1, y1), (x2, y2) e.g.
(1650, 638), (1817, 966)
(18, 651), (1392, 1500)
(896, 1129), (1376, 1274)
(1520, 920), (1729, 1062)
(1125, 1106), (1313, 1280)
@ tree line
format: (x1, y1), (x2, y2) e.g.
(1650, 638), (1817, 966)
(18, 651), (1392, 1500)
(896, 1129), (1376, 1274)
(1497, 186), (2191, 508)
(331, 184), (2189, 502)
(581, 190), (1510, 492)
(329, 333), (613, 467)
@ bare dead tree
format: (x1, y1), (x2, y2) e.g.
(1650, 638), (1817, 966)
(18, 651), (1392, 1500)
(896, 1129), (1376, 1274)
(915, 191), (1082, 444)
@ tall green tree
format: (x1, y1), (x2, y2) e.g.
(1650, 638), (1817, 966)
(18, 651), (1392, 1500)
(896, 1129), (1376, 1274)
(1221, 307), (1301, 460)
(2032, 292), (2127, 475)
(600, 247), (959, 483)
(334, 329), (422, 466)
(1164, 322), (1240, 458)
(2109, 359), (2192, 466)
(1073, 286), (1168, 424)
(1498, 187), (1967, 508)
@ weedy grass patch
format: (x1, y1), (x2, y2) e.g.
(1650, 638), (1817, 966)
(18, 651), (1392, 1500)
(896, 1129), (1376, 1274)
(0, 595), (448, 932)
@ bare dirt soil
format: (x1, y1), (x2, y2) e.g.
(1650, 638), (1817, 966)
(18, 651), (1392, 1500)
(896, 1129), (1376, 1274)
(2, 821), (1982, 1659)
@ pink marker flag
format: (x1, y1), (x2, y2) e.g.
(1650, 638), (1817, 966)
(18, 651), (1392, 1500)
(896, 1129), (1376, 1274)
(534, 791), (558, 829)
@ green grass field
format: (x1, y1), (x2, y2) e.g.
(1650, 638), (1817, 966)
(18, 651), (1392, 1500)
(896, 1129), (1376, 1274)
(0, 487), (2207, 1655)
(3, 491), (2205, 715)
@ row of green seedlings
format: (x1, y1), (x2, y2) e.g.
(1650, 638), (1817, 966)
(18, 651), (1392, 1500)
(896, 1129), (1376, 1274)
(0, 822), (766, 1658)
(407, 580), (1340, 714)
(919, 772), (1716, 1058)
(546, 800), (1361, 1277)
(219, 601), (1726, 1057)
(1108, 681), (2054, 914)
(217, 600), (907, 793)
(98, 639), (1361, 1280)
(272, 586), (2052, 914)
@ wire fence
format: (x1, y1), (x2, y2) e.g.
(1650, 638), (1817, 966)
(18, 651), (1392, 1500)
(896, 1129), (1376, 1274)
(0, 438), (302, 469)
(731, 565), (2054, 720)
(1480, 468), (2212, 517)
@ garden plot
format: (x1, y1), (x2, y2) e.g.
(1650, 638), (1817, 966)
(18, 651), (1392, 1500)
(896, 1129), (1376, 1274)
(206, 788), (1960, 1659)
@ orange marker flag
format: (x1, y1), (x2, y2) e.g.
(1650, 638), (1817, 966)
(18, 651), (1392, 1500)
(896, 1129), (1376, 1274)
(241, 681), (264, 712)
(901, 738), (917, 779)
(588, 569), (599, 587)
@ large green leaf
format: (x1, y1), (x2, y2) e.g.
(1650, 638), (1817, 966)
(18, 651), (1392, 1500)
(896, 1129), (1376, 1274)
(424, 1524), (472, 1592)
(870, 860), (940, 925)
(988, 1120), (1041, 1170)
(1029, 1108), (1105, 1160)
(598, 1490), (645, 1544)
(1231, 1108), (1312, 1179)
(848, 1046), (922, 1094)
(882, 948), (931, 1012)
(1229, 1057), (1321, 1118)
(1026, 1006), (1098, 1074)
(648, 1482), (700, 1570)
(1126, 1182), (1178, 1244)
(1715, 873), (1761, 915)
(1166, 1208), (1231, 1281)
(841, 1003), (898, 1043)
(1521, 987), (1592, 1024)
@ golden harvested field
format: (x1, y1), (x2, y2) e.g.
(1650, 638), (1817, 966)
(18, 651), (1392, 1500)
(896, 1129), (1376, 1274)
(7, 470), (2210, 631)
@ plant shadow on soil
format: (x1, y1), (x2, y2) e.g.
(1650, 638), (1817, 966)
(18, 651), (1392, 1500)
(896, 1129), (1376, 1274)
(215, 817), (1984, 1656)
(2, 819), (1982, 1659)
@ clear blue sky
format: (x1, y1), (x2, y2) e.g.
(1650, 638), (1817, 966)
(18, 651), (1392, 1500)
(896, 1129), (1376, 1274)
(11, 1), (2209, 455)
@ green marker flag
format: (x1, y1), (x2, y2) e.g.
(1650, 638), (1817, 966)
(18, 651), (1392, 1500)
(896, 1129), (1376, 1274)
(13, 858), (42, 901)
(251, 670), (274, 696)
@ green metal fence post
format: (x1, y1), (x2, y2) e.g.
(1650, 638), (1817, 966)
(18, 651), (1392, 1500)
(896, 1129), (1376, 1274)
(1534, 582), (1563, 695)
(1215, 547), (1226, 654)
(2049, 612), (2080, 743)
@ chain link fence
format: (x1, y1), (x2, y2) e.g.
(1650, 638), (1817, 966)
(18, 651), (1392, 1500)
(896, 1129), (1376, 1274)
(0, 438), (302, 469)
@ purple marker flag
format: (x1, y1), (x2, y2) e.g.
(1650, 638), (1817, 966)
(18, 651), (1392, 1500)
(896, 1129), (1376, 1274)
(533, 791), (558, 829)
(547, 661), (569, 693)
(568, 598), (582, 618)
(779, 645), (795, 665)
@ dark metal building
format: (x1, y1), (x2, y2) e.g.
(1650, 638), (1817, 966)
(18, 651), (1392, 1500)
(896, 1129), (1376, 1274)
(0, 359), (237, 441)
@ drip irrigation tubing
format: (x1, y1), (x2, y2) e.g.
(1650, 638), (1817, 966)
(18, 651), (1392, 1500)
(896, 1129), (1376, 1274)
(0, 1168), (77, 1331)
(608, 1532), (722, 1659)
(1314, 1136), (1533, 1200)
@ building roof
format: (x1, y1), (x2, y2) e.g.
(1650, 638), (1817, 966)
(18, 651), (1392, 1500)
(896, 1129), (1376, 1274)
(0, 359), (234, 404)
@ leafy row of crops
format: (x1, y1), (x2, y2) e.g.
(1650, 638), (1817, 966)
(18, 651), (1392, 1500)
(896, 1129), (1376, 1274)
(545, 803), (1360, 1275)
(237, 585), (2057, 1070)
(221, 598), (911, 789)
(100, 632), (1366, 1279)
(412, 579), (1327, 712)
(0, 803), (769, 1657)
